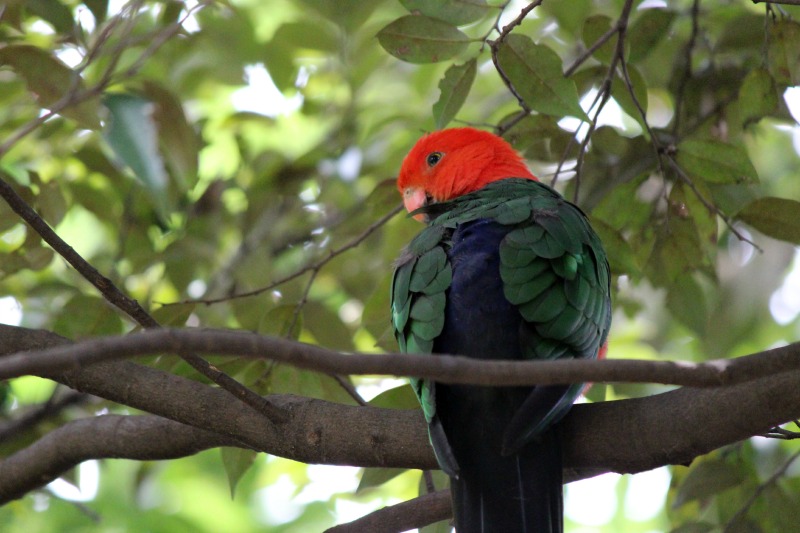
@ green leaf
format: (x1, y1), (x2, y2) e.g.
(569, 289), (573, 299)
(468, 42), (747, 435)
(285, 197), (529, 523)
(23, 246), (54, 271)
(83, 0), (108, 23)
(304, 302), (354, 351)
(367, 384), (420, 410)
(676, 139), (758, 184)
(141, 82), (200, 193)
(669, 523), (715, 533)
(296, 0), (379, 31)
(541, 0), (591, 36)
(667, 273), (707, 336)
(357, 467), (407, 493)
(221, 447), (257, 498)
(0, 45), (101, 128)
(432, 59), (476, 129)
(377, 15), (470, 64)
(259, 305), (303, 340)
(151, 302), (197, 327)
(717, 14), (765, 54)
(768, 20), (800, 86)
(263, 41), (297, 92)
(501, 114), (573, 162)
(589, 218), (639, 276)
(628, 8), (676, 63)
(271, 21), (339, 52)
(103, 93), (170, 216)
(582, 15), (616, 65)
(52, 294), (124, 337)
(583, 382), (606, 403)
(496, 34), (588, 121)
(673, 458), (746, 508)
(25, 0), (75, 34)
(737, 197), (800, 244)
(738, 68), (778, 127)
(400, 0), (490, 26)
(611, 65), (648, 130)
(36, 179), (68, 227)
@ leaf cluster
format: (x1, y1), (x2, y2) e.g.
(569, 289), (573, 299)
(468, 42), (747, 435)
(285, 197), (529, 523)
(1, 0), (799, 531)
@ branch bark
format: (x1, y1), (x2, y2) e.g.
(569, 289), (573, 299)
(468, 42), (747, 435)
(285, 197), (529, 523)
(2, 324), (800, 508)
(0, 415), (238, 503)
(2, 326), (799, 389)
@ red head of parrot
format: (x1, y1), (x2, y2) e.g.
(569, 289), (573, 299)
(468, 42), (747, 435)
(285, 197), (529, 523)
(397, 127), (538, 221)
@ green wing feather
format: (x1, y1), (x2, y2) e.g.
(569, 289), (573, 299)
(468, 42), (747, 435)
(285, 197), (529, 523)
(391, 223), (458, 475)
(392, 178), (611, 466)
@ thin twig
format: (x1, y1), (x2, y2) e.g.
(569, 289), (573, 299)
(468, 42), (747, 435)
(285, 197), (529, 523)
(617, 44), (665, 178)
(663, 157), (762, 251)
(571, 0), (635, 201)
(564, 24), (623, 77)
(0, 176), (288, 423)
(496, 0), (544, 44)
(723, 448), (800, 532)
(672, 0), (701, 136)
(488, 0), (545, 125)
(183, 204), (404, 306)
(326, 490), (451, 533)
(477, 0), (512, 52)
(0, 390), (89, 442)
(279, 264), (369, 405)
(765, 426), (800, 440)
(0, 1), (288, 423)
(4, 327), (800, 390)
(331, 374), (369, 407)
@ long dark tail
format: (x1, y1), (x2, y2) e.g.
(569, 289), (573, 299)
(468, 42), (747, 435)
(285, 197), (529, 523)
(449, 430), (563, 533)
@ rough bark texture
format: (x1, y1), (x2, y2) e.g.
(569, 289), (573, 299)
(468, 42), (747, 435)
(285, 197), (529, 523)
(2, 323), (799, 509)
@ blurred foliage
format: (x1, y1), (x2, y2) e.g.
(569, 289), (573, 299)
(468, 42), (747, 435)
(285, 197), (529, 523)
(0, 0), (799, 531)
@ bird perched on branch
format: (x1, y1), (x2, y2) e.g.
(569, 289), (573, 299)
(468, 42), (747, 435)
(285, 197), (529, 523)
(391, 127), (611, 532)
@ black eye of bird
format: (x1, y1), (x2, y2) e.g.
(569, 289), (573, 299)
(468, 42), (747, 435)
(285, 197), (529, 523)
(426, 152), (443, 167)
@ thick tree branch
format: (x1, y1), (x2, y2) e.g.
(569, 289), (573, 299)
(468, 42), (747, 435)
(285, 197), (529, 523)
(0, 390), (89, 442)
(0, 415), (238, 503)
(2, 324), (800, 510)
(0, 176), (287, 423)
(326, 490), (451, 533)
(1, 326), (799, 389)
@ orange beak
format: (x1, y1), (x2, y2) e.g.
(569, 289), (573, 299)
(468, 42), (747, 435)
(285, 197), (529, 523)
(402, 187), (428, 222)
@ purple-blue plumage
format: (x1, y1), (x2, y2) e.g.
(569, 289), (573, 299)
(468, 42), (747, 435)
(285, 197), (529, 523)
(433, 218), (565, 533)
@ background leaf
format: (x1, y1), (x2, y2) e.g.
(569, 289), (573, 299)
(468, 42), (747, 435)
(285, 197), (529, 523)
(627, 8), (675, 63)
(496, 34), (589, 121)
(102, 93), (170, 216)
(0, 45), (100, 128)
(768, 20), (800, 87)
(377, 15), (470, 64)
(221, 447), (258, 498)
(400, 0), (490, 26)
(738, 68), (778, 127)
(737, 197), (800, 244)
(676, 140), (759, 184)
(432, 59), (476, 129)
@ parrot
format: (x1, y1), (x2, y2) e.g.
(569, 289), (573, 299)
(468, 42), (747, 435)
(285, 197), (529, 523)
(390, 127), (611, 533)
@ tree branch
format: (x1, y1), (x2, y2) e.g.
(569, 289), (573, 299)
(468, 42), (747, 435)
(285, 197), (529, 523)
(0, 175), (287, 423)
(326, 490), (451, 533)
(180, 203), (404, 306)
(2, 326), (799, 389)
(0, 389), (89, 442)
(488, 0), (545, 127)
(0, 415), (239, 503)
(2, 325), (800, 509)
